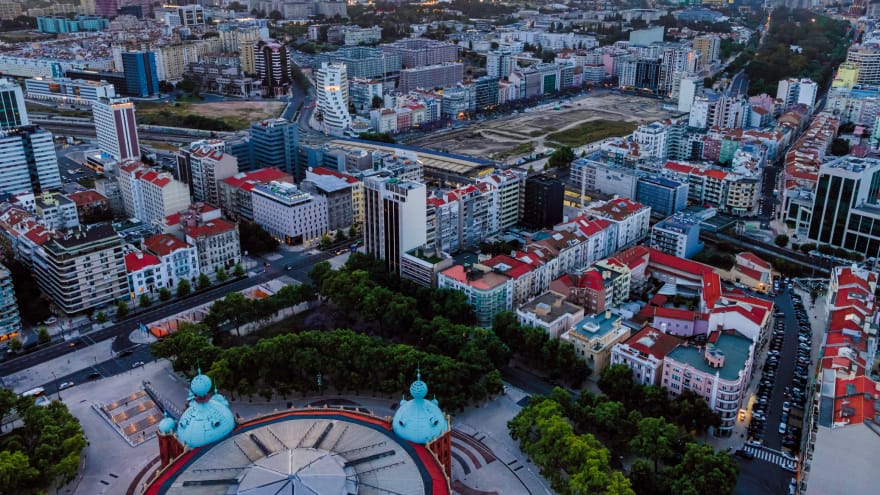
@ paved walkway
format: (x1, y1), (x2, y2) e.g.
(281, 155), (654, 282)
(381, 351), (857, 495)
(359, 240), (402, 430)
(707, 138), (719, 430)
(3, 339), (115, 393)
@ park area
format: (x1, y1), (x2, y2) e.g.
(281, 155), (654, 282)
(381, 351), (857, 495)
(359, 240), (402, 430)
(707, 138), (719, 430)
(404, 93), (679, 162)
(136, 100), (285, 131)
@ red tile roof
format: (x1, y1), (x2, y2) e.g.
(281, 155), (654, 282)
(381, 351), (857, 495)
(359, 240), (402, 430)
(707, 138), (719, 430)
(590, 198), (647, 221)
(579, 270), (605, 291)
(23, 226), (50, 245)
(712, 304), (768, 326)
(426, 197), (445, 207)
(66, 190), (108, 206)
(664, 161), (696, 174)
(738, 251), (770, 269)
(647, 247), (714, 277)
(143, 233), (189, 257)
(736, 265), (765, 283)
(125, 251), (161, 272)
(222, 168), (291, 189)
(183, 218), (237, 238)
(652, 306), (701, 321)
(624, 326), (683, 359)
(702, 272), (722, 309)
(482, 255), (533, 279)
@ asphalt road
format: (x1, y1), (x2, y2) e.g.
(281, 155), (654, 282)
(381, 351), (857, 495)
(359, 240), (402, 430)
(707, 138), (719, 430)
(734, 287), (802, 495)
(0, 248), (334, 377)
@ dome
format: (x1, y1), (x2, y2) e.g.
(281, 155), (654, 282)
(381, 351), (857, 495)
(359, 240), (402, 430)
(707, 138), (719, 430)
(158, 415), (176, 435)
(176, 374), (236, 448)
(392, 372), (448, 445)
(190, 373), (213, 397)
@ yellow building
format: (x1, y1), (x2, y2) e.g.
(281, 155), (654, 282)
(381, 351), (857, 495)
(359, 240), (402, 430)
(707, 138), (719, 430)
(239, 40), (256, 75)
(832, 62), (860, 89)
(562, 310), (632, 378)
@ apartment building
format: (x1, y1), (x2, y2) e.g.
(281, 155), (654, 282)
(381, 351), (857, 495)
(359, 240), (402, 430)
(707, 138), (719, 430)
(398, 63), (463, 92)
(650, 213), (703, 259)
(0, 125), (62, 196)
(562, 310), (631, 378)
(33, 223), (128, 314)
(162, 204), (240, 275)
(587, 198), (651, 251)
(143, 233), (200, 289)
(516, 291), (584, 340)
(437, 263), (514, 327)
(610, 326), (683, 386)
(662, 330), (754, 435)
(93, 97), (140, 161)
(363, 174), (426, 274)
(306, 167), (362, 227)
(0, 264), (21, 340)
(217, 168), (292, 221)
(380, 38), (459, 68)
(188, 148), (239, 206)
(125, 251), (164, 302)
(35, 193), (79, 231)
(316, 62), (352, 137)
(119, 161), (190, 223)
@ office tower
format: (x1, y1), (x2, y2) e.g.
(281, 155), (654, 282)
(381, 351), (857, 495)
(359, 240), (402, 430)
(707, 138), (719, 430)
(249, 119), (300, 179)
(0, 264), (21, 340)
(363, 174), (426, 274)
(520, 175), (564, 229)
(486, 50), (514, 79)
(93, 97), (140, 161)
(316, 62), (352, 137)
(121, 51), (158, 97)
(636, 176), (688, 218)
(0, 125), (62, 195)
(398, 63), (464, 92)
(254, 41), (292, 97)
(678, 76), (703, 112)
(380, 38), (459, 68)
(808, 156), (880, 257)
(0, 78), (27, 130)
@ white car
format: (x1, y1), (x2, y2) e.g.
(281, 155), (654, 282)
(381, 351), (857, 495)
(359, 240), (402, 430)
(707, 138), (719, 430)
(779, 422), (787, 434)
(782, 401), (791, 412)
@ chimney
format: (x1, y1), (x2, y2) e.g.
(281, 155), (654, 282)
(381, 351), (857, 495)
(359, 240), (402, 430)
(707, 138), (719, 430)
(605, 309), (612, 319)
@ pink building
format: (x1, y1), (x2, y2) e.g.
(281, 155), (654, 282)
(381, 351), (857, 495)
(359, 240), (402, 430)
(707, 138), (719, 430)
(662, 330), (754, 435)
(610, 326), (683, 386)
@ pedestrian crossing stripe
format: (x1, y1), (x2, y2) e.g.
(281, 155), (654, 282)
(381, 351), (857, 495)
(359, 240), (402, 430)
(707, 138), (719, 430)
(744, 445), (798, 471)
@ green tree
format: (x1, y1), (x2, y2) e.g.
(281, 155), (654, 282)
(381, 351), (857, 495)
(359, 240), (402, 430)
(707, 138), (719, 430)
(666, 443), (739, 495)
(233, 263), (245, 278)
(371, 95), (384, 109)
(598, 364), (642, 405)
(774, 234), (789, 248)
(197, 273), (211, 290)
(177, 278), (191, 298)
(268, 9), (283, 21)
(348, 224), (358, 239)
(830, 137), (850, 156)
(37, 326), (50, 345)
(151, 323), (217, 373)
(630, 416), (678, 473)
(158, 288), (172, 301)
(319, 233), (332, 250)
(239, 222), (280, 255)
(7, 337), (20, 353)
(547, 146), (575, 169)
(139, 293), (152, 308)
(308, 261), (333, 289)
(116, 300), (129, 319)
(216, 267), (228, 282)
(0, 449), (37, 491)
(95, 311), (108, 324)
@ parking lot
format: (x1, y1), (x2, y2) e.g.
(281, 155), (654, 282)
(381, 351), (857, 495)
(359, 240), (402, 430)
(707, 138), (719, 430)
(734, 279), (816, 495)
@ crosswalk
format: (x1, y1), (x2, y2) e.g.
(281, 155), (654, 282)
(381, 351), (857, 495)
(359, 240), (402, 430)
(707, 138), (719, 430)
(744, 444), (798, 471)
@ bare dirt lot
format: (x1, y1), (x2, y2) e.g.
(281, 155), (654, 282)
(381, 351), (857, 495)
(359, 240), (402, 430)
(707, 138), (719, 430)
(405, 93), (680, 161)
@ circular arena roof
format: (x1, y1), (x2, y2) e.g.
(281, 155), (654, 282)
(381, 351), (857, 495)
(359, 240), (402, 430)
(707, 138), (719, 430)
(144, 409), (449, 495)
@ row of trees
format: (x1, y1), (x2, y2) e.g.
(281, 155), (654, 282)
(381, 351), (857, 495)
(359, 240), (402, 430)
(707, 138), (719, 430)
(493, 313), (589, 386)
(202, 282), (316, 338)
(152, 324), (502, 412)
(510, 366), (736, 495)
(0, 390), (86, 494)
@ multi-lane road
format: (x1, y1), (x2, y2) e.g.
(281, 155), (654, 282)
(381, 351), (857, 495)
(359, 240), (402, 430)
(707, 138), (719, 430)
(0, 247), (334, 378)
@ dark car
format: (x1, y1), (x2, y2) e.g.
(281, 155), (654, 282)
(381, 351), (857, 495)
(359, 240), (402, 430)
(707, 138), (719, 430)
(85, 372), (101, 381)
(119, 349), (134, 358)
(734, 450), (755, 459)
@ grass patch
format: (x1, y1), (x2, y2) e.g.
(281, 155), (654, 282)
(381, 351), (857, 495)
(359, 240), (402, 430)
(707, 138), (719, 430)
(494, 141), (534, 159)
(136, 100), (284, 131)
(546, 120), (637, 147)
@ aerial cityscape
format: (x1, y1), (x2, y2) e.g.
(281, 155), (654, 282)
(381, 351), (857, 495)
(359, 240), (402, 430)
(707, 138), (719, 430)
(0, 0), (876, 494)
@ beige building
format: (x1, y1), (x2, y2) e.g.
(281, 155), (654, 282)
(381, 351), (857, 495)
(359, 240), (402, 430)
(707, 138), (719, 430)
(516, 291), (584, 340)
(562, 310), (631, 378)
(0, 2), (22, 20)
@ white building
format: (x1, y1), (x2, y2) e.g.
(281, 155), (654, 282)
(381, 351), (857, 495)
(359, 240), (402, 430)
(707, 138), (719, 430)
(125, 251), (165, 302)
(678, 76), (702, 112)
(0, 126), (61, 195)
(516, 291), (585, 340)
(363, 174), (426, 274)
(35, 193), (79, 231)
(188, 148), (239, 206)
(777, 78), (818, 111)
(316, 62), (352, 137)
(138, 170), (191, 224)
(143, 233), (200, 289)
(24, 77), (115, 106)
(587, 198), (651, 251)
(610, 326), (684, 387)
(252, 181), (328, 246)
(93, 97), (140, 161)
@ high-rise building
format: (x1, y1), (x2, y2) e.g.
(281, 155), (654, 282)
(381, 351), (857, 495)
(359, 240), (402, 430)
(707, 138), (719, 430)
(121, 51), (158, 97)
(0, 78), (27, 130)
(316, 62), (352, 137)
(636, 176), (688, 218)
(34, 223), (128, 314)
(486, 50), (514, 79)
(315, 46), (402, 80)
(846, 44), (880, 85)
(0, 125), (62, 195)
(363, 174), (426, 274)
(677, 76), (703, 112)
(252, 181), (328, 245)
(807, 156), (880, 257)
(0, 264), (21, 340)
(776, 78), (818, 111)
(94, 0), (117, 17)
(398, 63), (463, 92)
(254, 41), (292, 97)
(187, 148), (239, 205)
(249, 119), (300, 179)
(93, 97), (140, 161)
(693, 35), (720, 67)
(520, 175), (563, 230)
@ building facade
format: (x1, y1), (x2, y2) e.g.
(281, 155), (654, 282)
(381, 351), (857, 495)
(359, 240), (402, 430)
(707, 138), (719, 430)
(316, 62), (352, 137)
(0, 126), (62, 195)
(363, 174), (426, 274)
(0, 78), (28, 130)
(92, 97), (140, 161)
(252, 181), (328, 245)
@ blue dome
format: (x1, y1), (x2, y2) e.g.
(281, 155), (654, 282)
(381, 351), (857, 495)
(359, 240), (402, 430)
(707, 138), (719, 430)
(158, 415), (176, 435)
(392, 373), (448, 445)
(176, 393), (236, 448)
(190, 374), (212, 397)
